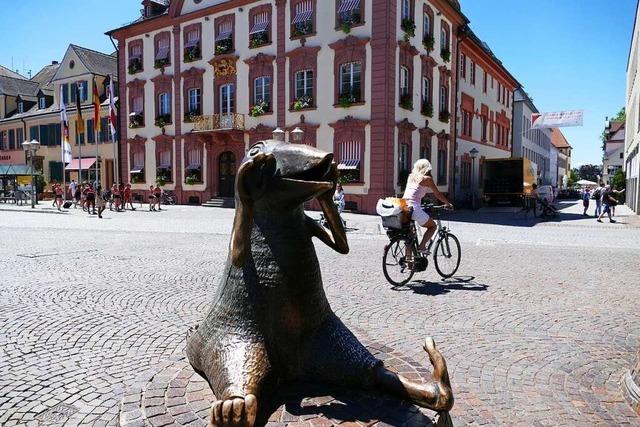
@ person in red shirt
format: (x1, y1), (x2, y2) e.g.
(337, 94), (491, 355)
(123, 183), (135, 210)
(154, 185), (162, 211)
(85, 183), (96, 215)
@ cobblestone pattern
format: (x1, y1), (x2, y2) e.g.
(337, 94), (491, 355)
(117, 340), (437, 426)
(0, 201), (639, 426)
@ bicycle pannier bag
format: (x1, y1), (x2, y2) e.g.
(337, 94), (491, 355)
(376, 198), (410, 230)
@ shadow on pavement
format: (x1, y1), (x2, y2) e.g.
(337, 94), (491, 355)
(396, 276), (488, 296)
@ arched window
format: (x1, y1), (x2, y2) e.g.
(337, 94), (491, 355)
(158, 92), (171, 117)
(423, 13), (431, 38)
(440, 27), (448, 51)
(253, 76), (271, 106)
(400, 66), (410, 96)
(439, 86), (447, 112)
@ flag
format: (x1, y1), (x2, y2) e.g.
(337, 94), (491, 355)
(108, 76), (117, 138)
(75, 82), (85, 135)
(92, 77), (101, 133)
(60, 86), (72, 164)
(531, 110), (583, 129)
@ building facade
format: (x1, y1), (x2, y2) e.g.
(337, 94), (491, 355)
(453, 28), (518, 204)
(626, 1), (640, 213)
(513, 88), (552, 185)
(0, 45), (118, 190)
(108, 0), (468, 213)
(603, 120), (625, 184)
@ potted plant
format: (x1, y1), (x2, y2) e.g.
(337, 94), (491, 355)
(128, 113), (144, 128)
(184, 45), (201, 63)
(401, 19), (415, 41)
(292, 95), (313, 111)
(154, 57), (170, 69)
(292, 20), (313, 38)
(439, 110), (450, 123)
(423, 35), (435, 52)
(185, 174), (199, 185)
(249, 31), (269, 48)
(421, 101), (433, 117)
(249, 100), (269, 117)
(128, 58), (142, 74)
(184, 110), (200, 123)
(215, 39), (233, 55)
(440, 48), (451, 63)
(338, 93), (357, 108)
(131, 173), (144, 184)
(155, 114), (171, 128)
(156, 173), (167, 187)
(400, 93), (413, 110)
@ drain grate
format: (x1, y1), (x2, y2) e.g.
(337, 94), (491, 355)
(35, 402), (78, 424)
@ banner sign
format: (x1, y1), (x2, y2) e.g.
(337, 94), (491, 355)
(531, 110), (583, 129)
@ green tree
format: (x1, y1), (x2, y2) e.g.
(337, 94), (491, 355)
(577, 164), (602, 183)
(610, 169), (626, 191)
(613, 107), (626, 122)
(567, 169), (579, 187)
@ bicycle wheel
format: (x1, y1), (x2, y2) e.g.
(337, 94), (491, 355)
(433, 232), (461, 279)
(382, 235), (417, 286)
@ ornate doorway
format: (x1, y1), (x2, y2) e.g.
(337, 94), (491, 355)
(218, 151), (236, 198)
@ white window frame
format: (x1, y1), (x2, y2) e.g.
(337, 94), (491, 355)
(439, 86), (447, 112)
(401, 0), (410, 21)
(220, 84), (234, 114)
(340, 62), (361, 98)
(17, 102), (24, 114)
(188, 88), (201, 114)
(39, 98), (46, 110)
(422, 77), (431, 104)
(440, 27), (448, 51)
(158, 92), (171, 116)
(253, 76), (271, 105)
(423, 13), (431, 38)
(400, 66), (410, 96)
(295, 69), (313, 99)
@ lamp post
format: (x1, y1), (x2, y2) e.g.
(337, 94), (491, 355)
(22, 139), (40, 209)
(291, 127), (305, 144)
(469, 148), (479, 210)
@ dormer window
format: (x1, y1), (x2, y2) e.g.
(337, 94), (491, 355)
(39, 97), (46, 110)
(17, 102), (24, 114)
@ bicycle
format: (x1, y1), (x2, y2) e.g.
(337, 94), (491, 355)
(382, 204), (461, 286)
(161, 190), (177, 205)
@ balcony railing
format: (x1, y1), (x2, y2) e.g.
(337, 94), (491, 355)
(192, 113), (245, 132)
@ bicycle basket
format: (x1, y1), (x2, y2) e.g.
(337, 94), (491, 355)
(376, 198), (411, 230)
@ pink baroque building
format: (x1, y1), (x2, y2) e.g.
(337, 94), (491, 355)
(107, 0), (468, 212)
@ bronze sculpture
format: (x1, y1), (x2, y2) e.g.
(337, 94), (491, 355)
(186, 138), (453, 426)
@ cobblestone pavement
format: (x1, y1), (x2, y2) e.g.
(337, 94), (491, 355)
(1, 200), (639, 426)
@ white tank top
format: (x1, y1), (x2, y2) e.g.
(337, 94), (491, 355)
(403, 180), (427, 207)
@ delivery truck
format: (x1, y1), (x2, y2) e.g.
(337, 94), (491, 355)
(482, 158), (537, 206)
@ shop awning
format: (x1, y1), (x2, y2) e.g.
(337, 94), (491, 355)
(338, 0), (360, 13)
(249, 21), (269, 35)
(65, 158), (97, 170)
(0, 164), (37, 176)
(337, 159), (360, 170)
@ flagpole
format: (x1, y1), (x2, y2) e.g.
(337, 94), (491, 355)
(95, 128), (99, 187)
(78, 124), (82, 184)
(62, 136), (66, 202)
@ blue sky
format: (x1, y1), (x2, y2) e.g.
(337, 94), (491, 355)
(0, 0), (636, 167)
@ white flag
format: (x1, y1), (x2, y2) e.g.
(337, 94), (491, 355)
(63, 141), (73, 164)
(60, 86), (72, 164)
(531, 110), (583, 129)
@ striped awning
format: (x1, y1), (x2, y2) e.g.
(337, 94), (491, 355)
(249, 20), (269, 35)
(292, 9), (313, 24)
(66, 158), (97, 171)
(338, 0), (360, 13)
(215, 31), (232, 41)
(337, 159), (360, 171)
(186, 164), (201, 171)
(129, 165), (144, 174)
(185, 38), (199, 48)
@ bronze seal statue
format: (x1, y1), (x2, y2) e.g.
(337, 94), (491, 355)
(186, 138), (453, 426)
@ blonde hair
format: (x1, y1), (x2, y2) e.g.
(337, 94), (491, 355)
(408, 159), (432, 184)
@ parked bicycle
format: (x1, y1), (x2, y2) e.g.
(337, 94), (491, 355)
(161, 190), (177, 205)
(382, 203), (461, 286)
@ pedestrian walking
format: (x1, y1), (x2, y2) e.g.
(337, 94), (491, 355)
(54, 183), (64, 211)
(154, 185), (162, 211)
(123, 183), (135, 210)
(597, 185), (621, 223)
(148, 185), (156, 211)
(85, 183), (96, 215)
(96, 185), (107, 218)
(69, 180), (77, 202)
(112, 184), (122, 212)
(581, 187), (591, 216)
(592, 182), (604, 217)
(74, 184), (81, 209)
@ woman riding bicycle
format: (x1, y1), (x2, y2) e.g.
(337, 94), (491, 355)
(402, 159), (453, 254)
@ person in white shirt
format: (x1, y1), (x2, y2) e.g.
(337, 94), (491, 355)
(402, 159), (453, 254)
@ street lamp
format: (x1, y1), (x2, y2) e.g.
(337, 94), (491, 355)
(291, 127), (305, 144)
(22, 139), (40, 209)
(469, 148), (479, 210)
